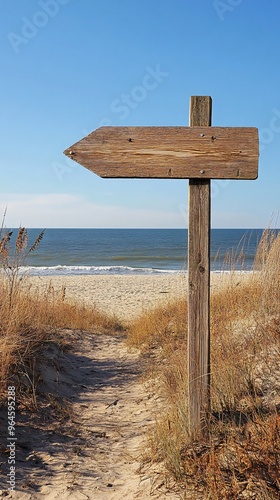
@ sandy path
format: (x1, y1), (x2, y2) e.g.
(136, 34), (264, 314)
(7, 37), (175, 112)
(0, 331), (179, 499)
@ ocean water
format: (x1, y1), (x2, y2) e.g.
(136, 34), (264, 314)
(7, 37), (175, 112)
(6, 228), (272, 276)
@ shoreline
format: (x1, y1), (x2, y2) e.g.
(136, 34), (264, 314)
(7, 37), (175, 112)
(25, 272), (250, 321)
(19, 267), (255, 276)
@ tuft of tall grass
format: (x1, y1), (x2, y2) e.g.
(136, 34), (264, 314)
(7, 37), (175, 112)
(129, 229), (280, 498)
(0, 215), (45, 308)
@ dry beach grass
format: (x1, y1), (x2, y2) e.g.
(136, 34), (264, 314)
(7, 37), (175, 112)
(128, 229), (280, 498)
(0, 227), (279, 498)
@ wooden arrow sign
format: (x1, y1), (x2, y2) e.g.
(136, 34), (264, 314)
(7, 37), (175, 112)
(64, 126), (259, 180)
(63, 95), (260, 437)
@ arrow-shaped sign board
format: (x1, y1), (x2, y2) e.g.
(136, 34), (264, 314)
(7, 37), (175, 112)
(64, 126), (259, 180)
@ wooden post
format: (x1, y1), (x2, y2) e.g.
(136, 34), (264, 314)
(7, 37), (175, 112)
(188, 96), (212, 435)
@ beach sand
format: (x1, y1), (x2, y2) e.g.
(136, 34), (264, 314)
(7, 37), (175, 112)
(26, 272), (239, 321)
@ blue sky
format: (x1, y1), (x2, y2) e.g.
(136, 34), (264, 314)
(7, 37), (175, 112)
(1, 0), (279, 228)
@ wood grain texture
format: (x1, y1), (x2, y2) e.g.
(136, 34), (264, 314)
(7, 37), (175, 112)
(64, 126), (259, 180)
(188, 96), (211, 436)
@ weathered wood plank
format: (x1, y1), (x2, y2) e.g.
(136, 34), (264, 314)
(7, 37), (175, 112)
(64, 126), (259, 180)
(188, 96), (211, 436)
